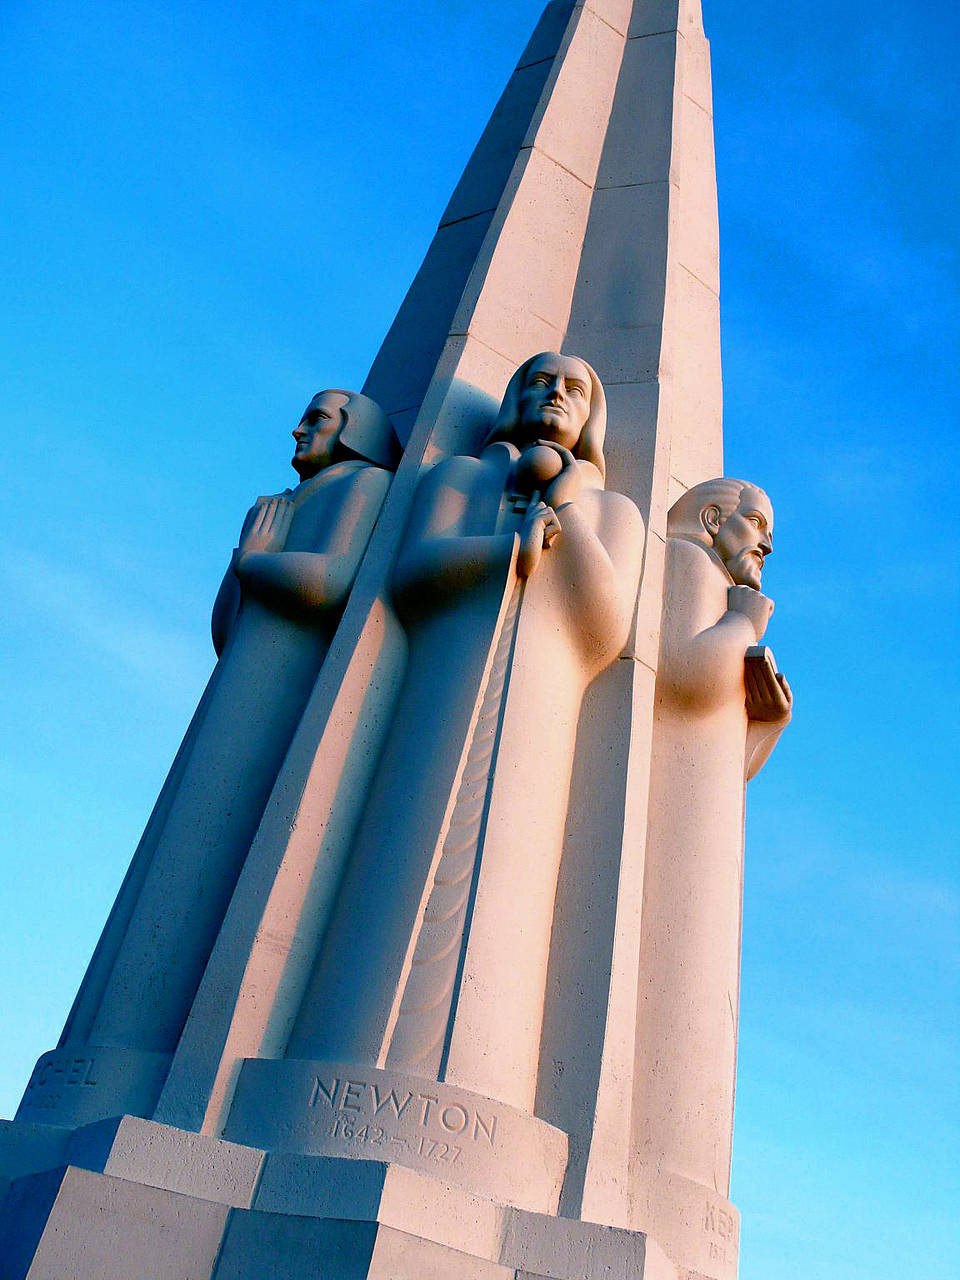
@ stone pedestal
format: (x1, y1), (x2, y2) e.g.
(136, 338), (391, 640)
(0, 1116), (679, 1280)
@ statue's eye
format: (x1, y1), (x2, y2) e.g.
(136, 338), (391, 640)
(568, 384), (584, 397)
(748, 515), (763, 528)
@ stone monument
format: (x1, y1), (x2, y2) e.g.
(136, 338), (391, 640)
(0, 3), (791, 1278)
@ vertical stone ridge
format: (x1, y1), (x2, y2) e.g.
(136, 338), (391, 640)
(549, 0), (722, 1234)
(436, 1), (629, 393)
(362, 1), (577, 432)
(385, 581), (523, 1074)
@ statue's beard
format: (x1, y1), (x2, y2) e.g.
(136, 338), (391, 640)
(725, 548), (764, 589)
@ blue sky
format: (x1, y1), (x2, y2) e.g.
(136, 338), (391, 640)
(1, 2), (957, 1277)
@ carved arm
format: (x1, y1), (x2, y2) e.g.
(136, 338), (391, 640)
(549, 495), (645, 663)
(210, 565), (242, 656)
(392, 457), (517, 615)
(235, 467), (390, 622)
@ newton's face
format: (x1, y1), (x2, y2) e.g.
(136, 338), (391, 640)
(516, 354), (592, 450)
(714, 490), (773, 588)
(292, 391), (349, 478)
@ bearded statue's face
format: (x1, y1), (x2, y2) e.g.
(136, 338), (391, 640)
(712, 488), (774, 589)
(292, 391), (350, 478)
(515, 353), (592, 451)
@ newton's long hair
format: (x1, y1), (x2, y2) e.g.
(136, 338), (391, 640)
(483, 353), (606, 480)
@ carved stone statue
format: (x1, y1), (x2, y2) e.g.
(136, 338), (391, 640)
(59, 391), (399, 1102)
(630, 478), (791, 1227)
(284, 353), (645, 1117)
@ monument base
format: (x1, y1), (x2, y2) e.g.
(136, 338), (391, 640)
(224, 1058), (569, 1216)
(0, 1116), (690, 1280)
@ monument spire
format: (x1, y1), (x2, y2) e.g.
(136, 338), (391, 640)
(0, 5), (792, 1279)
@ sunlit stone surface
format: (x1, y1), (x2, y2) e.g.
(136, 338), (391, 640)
(0, 4), (790, 1277)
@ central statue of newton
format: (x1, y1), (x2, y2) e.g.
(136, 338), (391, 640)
(58, 390), (399, 1104)
(287, 353), (645, 1115)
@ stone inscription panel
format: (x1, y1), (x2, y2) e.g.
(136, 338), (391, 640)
(15, 1046), (172, 1128)
(225, 1058), (568, 1215)
(20, 1053), (98, 1114)
(310, 1073), (499, 1168)
(703, 1198), (740, 1269)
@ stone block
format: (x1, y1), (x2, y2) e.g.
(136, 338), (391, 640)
(628, 1164), (740, 1280)
(0, 1166), (65, 1280)
(502, 1208), (650, 1279)
(250, 1147), (678, 1280)
(676, 6), (713, 115)
(567, 183), (672, 340)
(213, 1211), (379, 1279)
(596, 33), (678, 187)
(0, 1121), (71, 1201)
(586, 0), (634, 38)
(662, 265), (722, 487)
(368, 1224), (515, 1280)
(452, 149), (591, 366)
(518, 1), (578, 70)
(215, 1212), (514, 1280)
(0, 1165), (227, 1280)
(66, 1116), (265, 1208)
(672, 90), (720, 296)
(254, 1153), (505, 1263)
(225, 1059), (567, 1215)
(525, 6), (624, 188)
(441, 63), (558, 230)
(627, 1), (684, 40)
(363, 211), (497, 425)
(598, 380), (664, 519)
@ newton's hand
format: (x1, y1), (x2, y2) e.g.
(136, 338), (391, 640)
(525, 499), (562, 545)
(539, 440), (582, 509)
(517, 498), (562, 579)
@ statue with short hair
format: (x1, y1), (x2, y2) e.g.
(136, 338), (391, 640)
(285, 353), (645, 1117)
(58, 390), (399, 1111)
(629, 477), (792, 1224)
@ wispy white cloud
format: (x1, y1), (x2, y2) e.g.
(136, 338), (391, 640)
(855, 869), (960, 922)
(4, 545), (211, 704)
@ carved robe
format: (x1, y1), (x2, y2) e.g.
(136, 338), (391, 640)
(63, 460), (393, 1068)
(631, 536), (787, 1199)
(288, 443), (644, 1114)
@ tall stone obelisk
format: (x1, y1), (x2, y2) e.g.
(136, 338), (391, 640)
(0, 4), (789, 1278)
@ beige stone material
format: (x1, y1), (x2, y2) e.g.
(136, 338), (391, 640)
(558, 1), (726, 1236)
(216, 1214), (515, 1280)
(0, 5), (792, 1279)
(0, 1166), (228, 1280)
(152, 2), (631, 1145)
(0, 1121), (71, 1206)
(16, 1045), (171, 1129)
(66, 1116), (264, 1209)
(627, 479), (789, 1273)
(284, 356), (643, 1119)
(247, 1151), (676, 1279)
(28, 391), (397, 1131)
(225, 1059), (567, 1215)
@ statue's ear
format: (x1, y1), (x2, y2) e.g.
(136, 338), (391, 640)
(701, 504), (722, 538)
